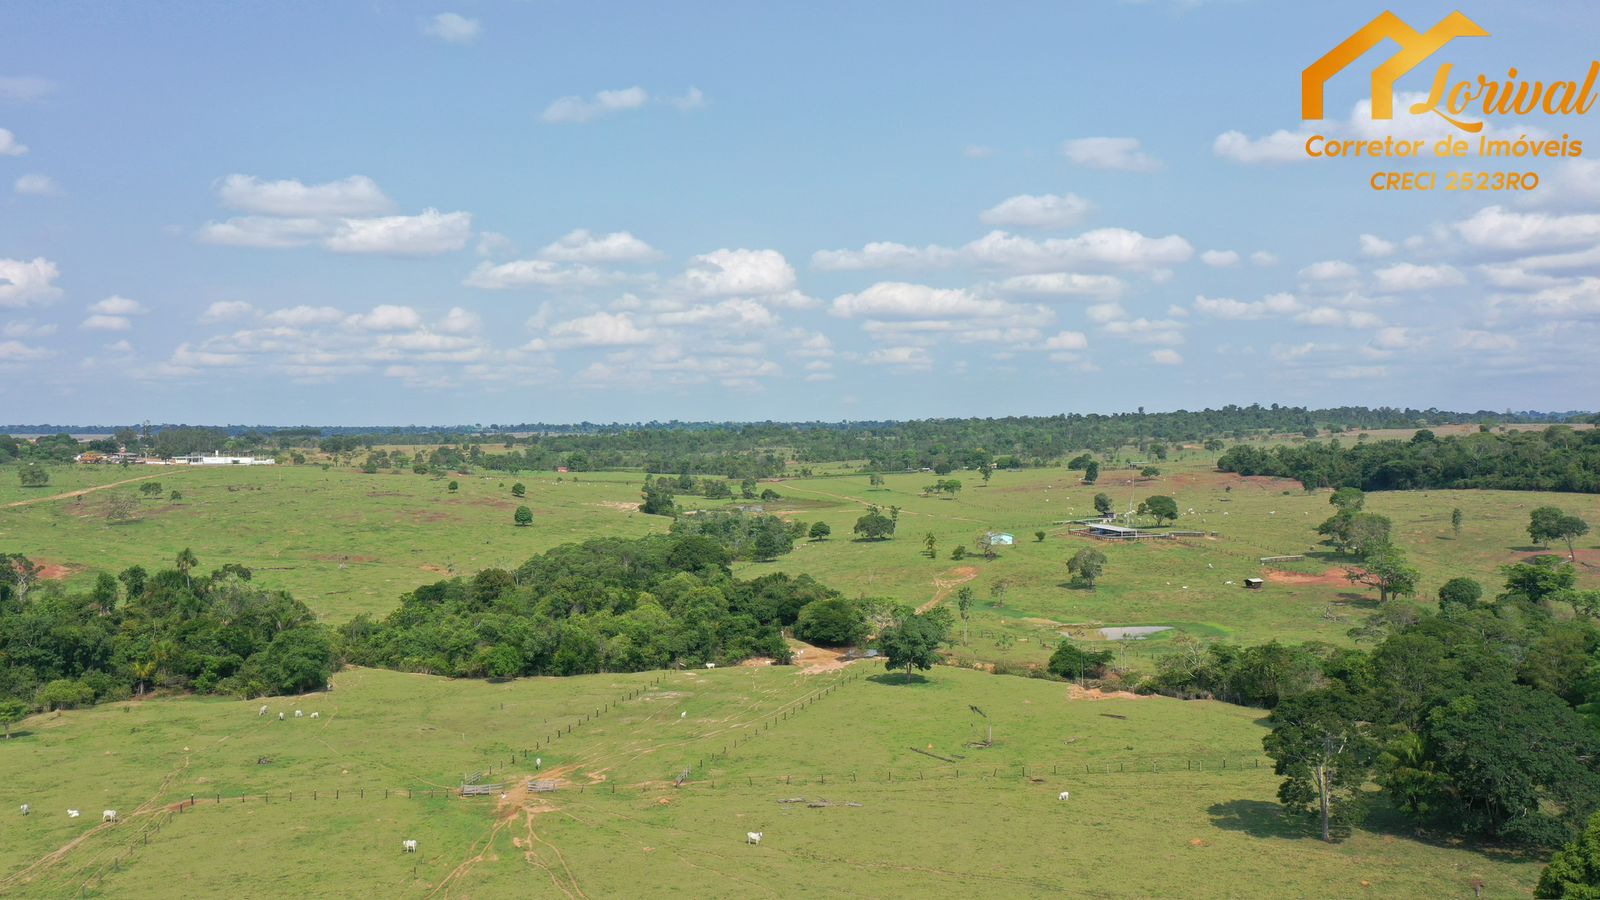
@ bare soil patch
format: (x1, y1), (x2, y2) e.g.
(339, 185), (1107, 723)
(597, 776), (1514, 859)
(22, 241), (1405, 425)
(594, 501), (639, 513)
(1265, 567), (1349, 587)
(1066, 684), (1149, 702)
(919, 566), (981, 614)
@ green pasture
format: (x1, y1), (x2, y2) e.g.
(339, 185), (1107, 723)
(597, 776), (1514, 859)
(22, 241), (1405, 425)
(0, 665), (1542, 897)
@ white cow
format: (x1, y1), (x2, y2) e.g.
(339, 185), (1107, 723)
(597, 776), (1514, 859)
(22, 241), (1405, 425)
(535, 758), (542, 770)
(258, 705), (268, 717)
(310, 712), (319, 719)
(103, 810), (118, 822)
(746, 831), (763, 845)
(680, 711), (687, 719)
(1058, 791), (1071, 801)
(67, 809), (80, 818)
(19, 804), (28, 815)
(293, 710), (303, 718)
(278, 712), (285, 720)
(403, 839), (418, 853)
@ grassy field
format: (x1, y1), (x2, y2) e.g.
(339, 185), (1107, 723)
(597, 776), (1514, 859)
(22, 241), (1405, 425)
(0, 664), (1543, 897)
(4, 454), (1597, 671)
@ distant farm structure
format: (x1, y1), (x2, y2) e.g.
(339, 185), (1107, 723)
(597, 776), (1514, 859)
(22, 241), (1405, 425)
(1068, 521), (1213, 542)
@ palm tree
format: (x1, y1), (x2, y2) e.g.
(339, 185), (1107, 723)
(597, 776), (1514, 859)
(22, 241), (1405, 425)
(131, 660), (157, 697)
(175, 547), (198, 588)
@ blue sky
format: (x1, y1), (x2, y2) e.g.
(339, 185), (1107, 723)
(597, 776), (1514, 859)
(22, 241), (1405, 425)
(2, 0), (1598, 424)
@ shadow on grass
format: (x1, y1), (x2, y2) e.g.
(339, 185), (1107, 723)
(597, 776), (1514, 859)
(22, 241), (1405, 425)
(866, 673), (932, 686)
(1208, 799), (1320, 840)
(1211, 798), (1548, 861)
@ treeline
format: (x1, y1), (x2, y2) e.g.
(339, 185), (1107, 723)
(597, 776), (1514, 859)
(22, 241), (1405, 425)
(1140, 555), (1600, 849)
(340, 534), (842, 677)
(0, 552), (335, 710)
(1217, 426), (1600, 493)
(13, 405), (1584, 473)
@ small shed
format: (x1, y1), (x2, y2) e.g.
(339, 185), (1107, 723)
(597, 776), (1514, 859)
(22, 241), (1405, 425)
(1243, 578), (1264, 590)
(986, 531), (1015, 546)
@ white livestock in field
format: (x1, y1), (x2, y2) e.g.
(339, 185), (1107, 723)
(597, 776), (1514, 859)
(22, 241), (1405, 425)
(294, 710), (303, 718)
(278, 712), (285, 720)
(103, 810), (117, 822)
(258, 705), (268, 716)
(67, 809), (80, 818)
(310, 712), (319, 719)
(746, 831), (763, 845)
(1058, 791), (1071, 801)
(403, 839), (418, 853)
(19, 804), (28, 815)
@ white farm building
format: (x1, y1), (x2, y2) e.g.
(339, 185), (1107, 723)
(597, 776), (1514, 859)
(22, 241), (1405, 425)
(180, 453), (275, 466)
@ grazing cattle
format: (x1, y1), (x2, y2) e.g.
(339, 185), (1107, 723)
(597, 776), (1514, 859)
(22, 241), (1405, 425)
(103, 810), (118, 822)
(278, 712), (285, 720)
(746, 831), (763, 845)
(19, 804), (29, 815)
(403, 839), (418, 853)
(258, 705), (268, 717)
(535, 757), (542, 770)
(310, 712), (319, 719)
(680, 711), (687, 719)
(293, 710), (303, 718)
(1058, 791), (1071, 801)
(67, 809), (80, 818)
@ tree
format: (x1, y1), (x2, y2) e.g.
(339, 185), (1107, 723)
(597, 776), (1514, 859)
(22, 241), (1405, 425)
(1344, 545), (1419, 602)
(956, 586), (974, 644)
(1532, 506), (1567, 548)
(168, 490), (182, 501)
(875, 608), (951, 682)
(1034, 530), (1046, 542)
(950, 545), (966, 560)
(1555, 515), (1592, 562)
(640, 479), (677, 517)
(1140, 465), (1160, 477)
(981, 467), (992, 485)
(808, 521), (831, 541)
(0, 699), (29, 739)
(1263, 688), (1377, 842)
(1048, 643), (1114, 681)
(1083, 461), (1099, 484)
(1503, 555), (1579, 604)
(36, 679), (95, 712)
(759, 488), (781, 502)
(1138, 495), (1179, 525)
(1068, 548), (1108, 590)
(1450, 507), (1463, 538)
(923, 532), (938, 558)
(1317, 512), (1392, 557)
(1539, 810), (1600, 898)
(105, 493), (140, 523)
(175, 547), (198, 589)
(514, 505), (534, 527)
(511, 482), (526, 498)
(1093, 493), (1113, 517)
(795, 598), (868, 647)
(868, 473), (885, 489)
(139, 481), (163, 497)
(975, 531), (997, 561)
(18, 463), (48, 488)
(1329, 487), (1365, 514)
(1436, 577), (1483, 612)
(852, 509), (895, 541)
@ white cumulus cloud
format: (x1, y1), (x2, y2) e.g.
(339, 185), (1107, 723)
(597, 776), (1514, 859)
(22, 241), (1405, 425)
(1062, 137), (1159, 171)
(979, 193), (1091, 229)
(422, 12), (481, 44)
(541, 87), (650, 124)
(324, 209), (472, 256)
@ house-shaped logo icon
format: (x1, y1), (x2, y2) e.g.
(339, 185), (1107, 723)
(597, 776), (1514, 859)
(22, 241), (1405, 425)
(1302, 11), (1488, 122)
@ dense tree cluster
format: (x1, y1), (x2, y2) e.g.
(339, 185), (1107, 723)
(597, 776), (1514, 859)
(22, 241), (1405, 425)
(1149, 557), (1600, 849)
(0, 552), (334, 707)
(340, 535), (862, 676)
(669, 510), (805, 561)
(1218, 427), (1600, 493)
